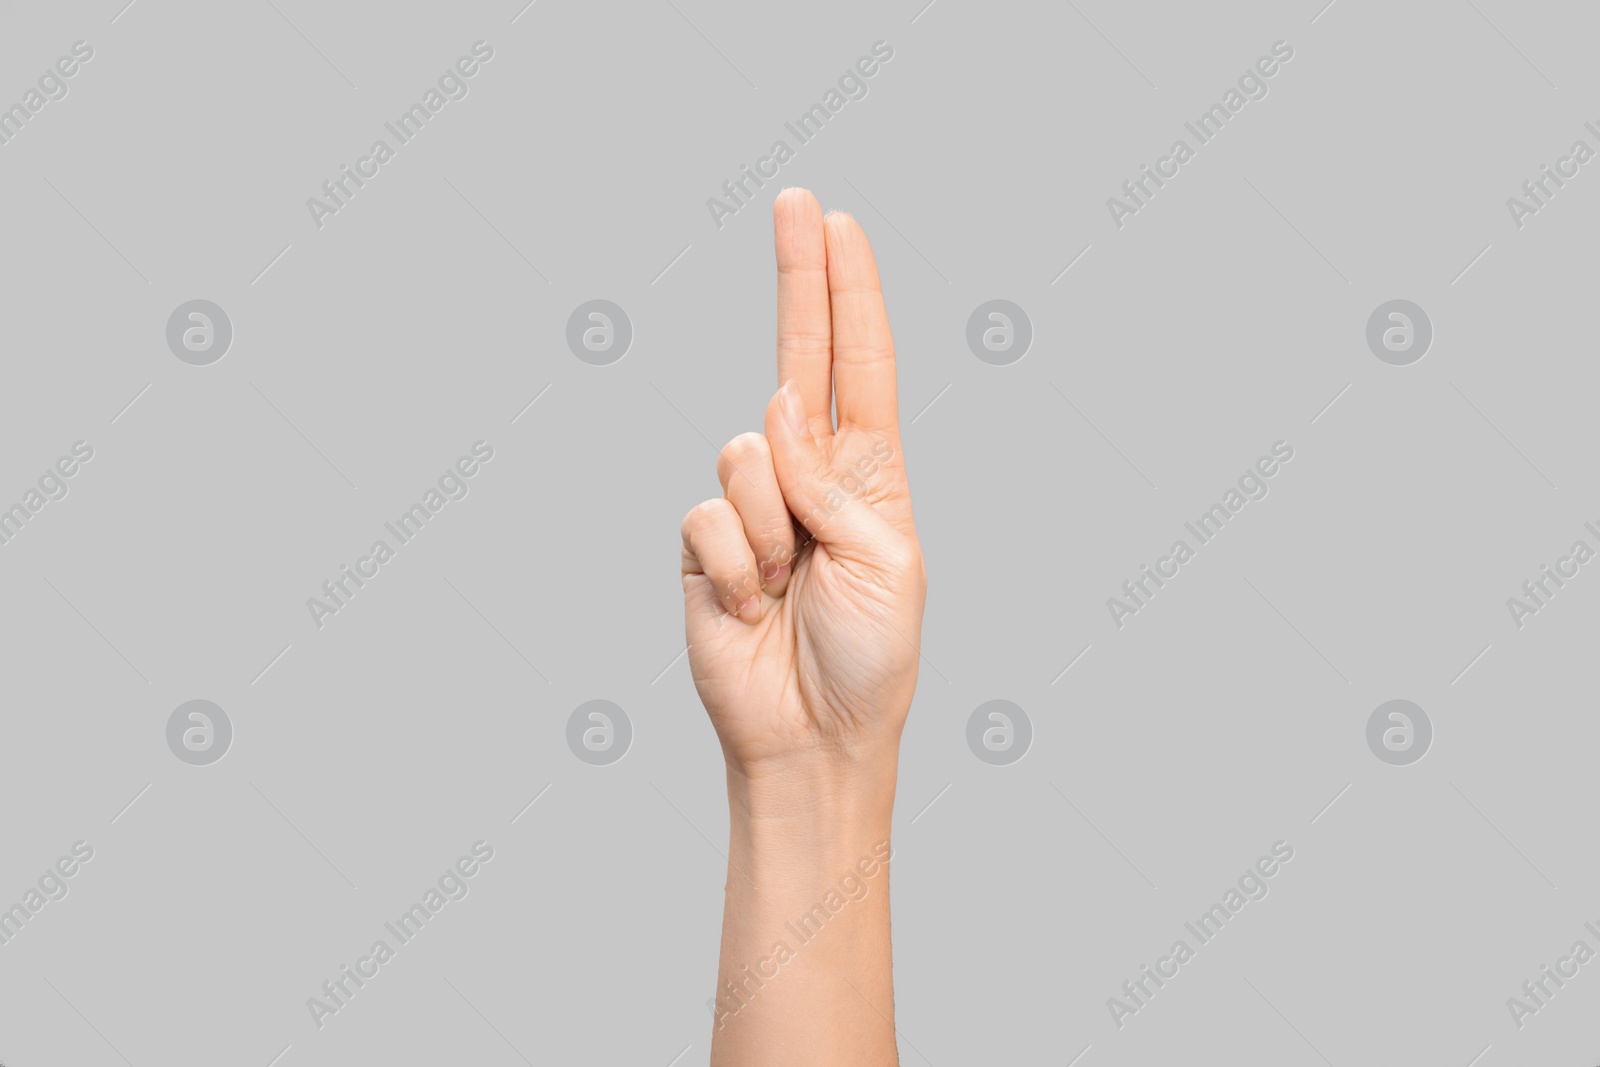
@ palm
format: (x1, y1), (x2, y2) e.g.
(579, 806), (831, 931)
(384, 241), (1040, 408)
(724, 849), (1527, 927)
(680, 191), (924, 773)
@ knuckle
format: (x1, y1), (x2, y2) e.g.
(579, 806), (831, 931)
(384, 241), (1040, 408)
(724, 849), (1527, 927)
(775, 327), (831, 355)
(681, 498), (724, 538)
(718, 432), (770, 481)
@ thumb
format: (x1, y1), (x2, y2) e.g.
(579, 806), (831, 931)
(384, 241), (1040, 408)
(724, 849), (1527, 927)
(765, 380), (894, 558)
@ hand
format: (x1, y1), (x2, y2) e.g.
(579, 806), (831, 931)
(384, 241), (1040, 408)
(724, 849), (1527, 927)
(680, 188), (926, 783)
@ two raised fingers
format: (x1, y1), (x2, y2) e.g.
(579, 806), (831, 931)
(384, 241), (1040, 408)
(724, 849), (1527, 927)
(683, 189), (906, 623)
(773, 188), (900, 436)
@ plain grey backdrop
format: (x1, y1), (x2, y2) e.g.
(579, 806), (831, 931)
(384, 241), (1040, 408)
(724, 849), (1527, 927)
(1, 0), (1598, 1064)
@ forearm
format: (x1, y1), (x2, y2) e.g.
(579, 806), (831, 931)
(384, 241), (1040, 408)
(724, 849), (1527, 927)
(710, 759), (901, 1066)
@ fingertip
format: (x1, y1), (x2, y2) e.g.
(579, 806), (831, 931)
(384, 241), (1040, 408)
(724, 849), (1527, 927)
(825, 208), (872, 247)
(761, 559), (791, 598)
(774, 187), (821, 227)
(734, 594), (762, 624)
(764, 382), (796, 443)
(779, 380), (810, 438)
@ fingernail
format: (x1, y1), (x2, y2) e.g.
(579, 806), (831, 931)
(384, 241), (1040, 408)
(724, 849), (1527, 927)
(762, 561), (789, 583)
(735, 595), (760, 620)
(779, 380), (808, 438)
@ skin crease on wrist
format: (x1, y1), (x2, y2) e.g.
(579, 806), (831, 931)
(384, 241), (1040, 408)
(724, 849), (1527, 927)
(680, 187), (924, 1066)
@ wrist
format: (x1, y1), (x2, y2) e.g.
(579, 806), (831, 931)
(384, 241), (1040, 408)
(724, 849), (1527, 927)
(726, 755), (897, 859)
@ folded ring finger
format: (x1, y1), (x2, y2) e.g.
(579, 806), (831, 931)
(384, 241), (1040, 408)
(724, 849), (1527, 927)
(718, 432), (796, 597)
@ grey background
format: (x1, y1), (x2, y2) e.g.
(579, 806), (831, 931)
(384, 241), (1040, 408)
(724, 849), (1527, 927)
(1, 0), (1596, 1064)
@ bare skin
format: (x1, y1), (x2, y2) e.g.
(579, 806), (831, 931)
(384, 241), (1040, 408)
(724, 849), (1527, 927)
(681, 188), (925, 1067)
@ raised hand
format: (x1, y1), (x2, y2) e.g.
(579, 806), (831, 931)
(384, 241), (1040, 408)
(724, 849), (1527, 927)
(680, 187), (926, 781)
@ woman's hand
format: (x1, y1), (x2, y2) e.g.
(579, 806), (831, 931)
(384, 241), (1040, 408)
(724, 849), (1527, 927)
(685, 186), (922, 1066)
(680, 187), (925, 785)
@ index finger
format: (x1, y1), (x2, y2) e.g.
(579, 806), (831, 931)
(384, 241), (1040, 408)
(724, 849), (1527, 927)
(774, 188), (835, 435)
